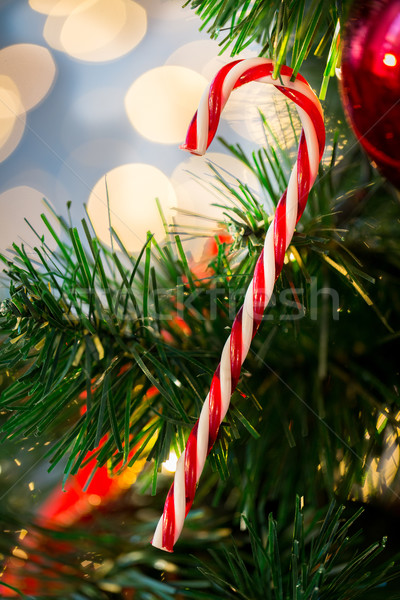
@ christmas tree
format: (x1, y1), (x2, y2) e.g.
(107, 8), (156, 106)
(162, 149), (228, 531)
(1, 0), (400, 598)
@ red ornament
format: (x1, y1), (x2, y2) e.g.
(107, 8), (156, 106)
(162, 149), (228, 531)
(340, 0), (400, 188)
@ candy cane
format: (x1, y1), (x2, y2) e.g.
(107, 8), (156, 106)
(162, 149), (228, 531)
(152, 58), (325, 552)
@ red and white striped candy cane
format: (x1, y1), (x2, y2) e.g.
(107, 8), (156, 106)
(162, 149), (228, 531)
(152, 58), (325, 552)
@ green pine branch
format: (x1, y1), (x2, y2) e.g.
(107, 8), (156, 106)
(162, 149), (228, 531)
(0, 210), (225, 482)
(2, 497), (400, 599)
(1, 112), (399, 501)
(196, 499), (400, 599)
(185, 0), (346, 98)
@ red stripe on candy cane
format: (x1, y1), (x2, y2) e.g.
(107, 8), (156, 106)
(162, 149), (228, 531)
(208, 366), (222, 450)
(152, 58), (325, 552)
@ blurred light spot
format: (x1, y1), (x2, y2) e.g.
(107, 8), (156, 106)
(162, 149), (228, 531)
(117, 459), (146, 489)
(88, 494), (101, 506)
(144, 0), (189, 20)
(0, 187), (59, 256)
(162, 450), (178, 473)
(223, 78), (296, 148)
(165, 40), (220, 76)
(202, 46), (257, 81)
(0, 44), (56, 112)
(125, 66), (207, 144)
(28, 482), (35, 491)
(43, 0), (147, 62)
(11, 169), (69, 210)
(42, 11), (66, 51)
(12, 547), (28, 560)
(171, 152), (265, 260)
(87, 164), (176, 252)
(19, 529), (28, 541)
(0, 77), (21, 142)
(0, 75), (26, 162)
(29, 0), (84, 14)
(99, 583), (121, 593)
(81, 559), (92, 568)
(95, 558), (114, 576)
(0, 76), (26, 162)
(154, 559), (178, 572)
(383, 53), (397, 67)
(14, 459), (21, 466)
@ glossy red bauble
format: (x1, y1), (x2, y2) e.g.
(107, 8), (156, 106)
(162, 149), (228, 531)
(340, 0), (400, 188)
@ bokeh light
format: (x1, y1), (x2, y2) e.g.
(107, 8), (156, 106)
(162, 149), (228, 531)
(383, 52), (397, 67)
(144, 0), (189, 20)
(165, 40), (221, 76)
(87, 163), (177, 252)
(0, 43), (56, 163)
(223, 79), (298, 148)
(166, 42), (293, 150)
(29, 0), (84, 15)
(162, 450), (178, 474)
(125, 66), (207, 144)
(0, 82), (18, 144)
(42, 0), (147, 62)
(171, 152), (265, 259)
(0, 76), (25, 162)
(0, 186), (59, 256)
(0, 44), (56, 113)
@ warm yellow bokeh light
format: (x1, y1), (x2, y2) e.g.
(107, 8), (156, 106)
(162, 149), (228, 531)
(222, 77), (297, 147)
(171, 152), (265, 259)
(125, 66), (207, 144)
(145, 0), (189, 20)
(88, 493), (102, 506)
(29, 0), (87, 15)
(167, 43), (292, 148)
(87, 163), (176, 253)
(0, 77), (21, 145)
(60, 0), (126, 56)
(0, 44), (54, 162)
(68, 0), (147, 62)
(0, 44), (56, 113)
(0, 76), (26, 163)
(167, 45), (291, 149)
(43, 0), (147, 62)
(162, 450), (178, 473)
(43, 12), (68, 52)
(0, 187), (58, 255)
(165, 40), (220, 76)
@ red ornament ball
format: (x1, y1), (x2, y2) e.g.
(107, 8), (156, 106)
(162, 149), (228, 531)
(340, 0), (400, 188)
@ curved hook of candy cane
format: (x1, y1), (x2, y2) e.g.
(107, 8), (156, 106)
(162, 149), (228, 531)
(152, 58), (325, 552)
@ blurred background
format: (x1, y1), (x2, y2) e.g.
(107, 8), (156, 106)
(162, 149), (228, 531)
(2, 1), (399, 598)
(0, 0), (277, 274)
